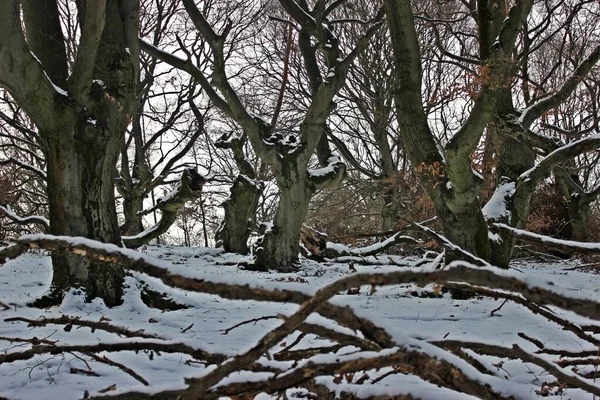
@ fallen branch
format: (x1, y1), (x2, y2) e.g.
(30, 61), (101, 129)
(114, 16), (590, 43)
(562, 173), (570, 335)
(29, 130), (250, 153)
(301, 226), (419, 259)
(220, 315), (280, 335)
(0, 341), (227, 366)
(86, 353), (149, 386)
(490, 223), (600, 255)
(434, 340), (600, 396)
(5, 315), (159, 339)
(402, 219), (490, 266)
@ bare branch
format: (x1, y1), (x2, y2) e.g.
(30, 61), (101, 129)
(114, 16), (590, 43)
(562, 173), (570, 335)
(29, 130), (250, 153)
(521, 45), (600, 128)
(0, 205), (49, 232)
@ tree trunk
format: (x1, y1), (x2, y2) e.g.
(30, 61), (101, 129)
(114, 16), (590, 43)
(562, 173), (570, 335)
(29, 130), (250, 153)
(254, 180), (312, 271)
(381, 182), (406, 231)
(436, 197), (491, 262)
(120, 193), (145, 236)
(487, 114), (536, 267)
(0, 0), (139, 306)
(216, 175), (261, 254)
(43, 122), (125, 307)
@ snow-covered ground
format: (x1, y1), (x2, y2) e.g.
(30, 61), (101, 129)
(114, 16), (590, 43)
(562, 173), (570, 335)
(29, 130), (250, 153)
(0, 245), (599, 399)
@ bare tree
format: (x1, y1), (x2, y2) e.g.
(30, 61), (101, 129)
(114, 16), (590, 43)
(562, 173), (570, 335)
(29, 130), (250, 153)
(143, 0), (383, 270)
(0, 0), (140, 305)
(385, 0), (600, 266)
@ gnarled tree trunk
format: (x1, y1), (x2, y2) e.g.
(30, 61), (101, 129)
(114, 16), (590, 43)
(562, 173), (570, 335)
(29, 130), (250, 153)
(254, 168), (313, 271)
(216, 174), (261, 254)
(0, 0), (140, 306)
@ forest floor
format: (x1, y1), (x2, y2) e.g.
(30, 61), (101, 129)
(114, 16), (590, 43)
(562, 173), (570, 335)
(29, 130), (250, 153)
(0, 245), (599, 399)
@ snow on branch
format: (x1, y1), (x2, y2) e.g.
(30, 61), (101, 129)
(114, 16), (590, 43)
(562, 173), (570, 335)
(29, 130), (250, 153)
(122, 168), (206, 248)
(490, 222), (600, 256)
(0, 157), (47, 180)
(4, 234), (600, 398)
(518, 133), (600, 187)
(301, 226), (419, 259)
(0, 205), (49, 232)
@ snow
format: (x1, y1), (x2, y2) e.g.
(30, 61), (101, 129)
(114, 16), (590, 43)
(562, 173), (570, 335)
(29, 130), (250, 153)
(157, 186), (178, 203)
(519, 133), (600, 182)
(0, 205), (49, 228)
(308, 153), (343, 178)
(494, 223), (600, 250)
(121, 222), (161, 240)
(1, 244), (600, 399)
(30, 51), (69, 97)
(482, 181), (515, 220)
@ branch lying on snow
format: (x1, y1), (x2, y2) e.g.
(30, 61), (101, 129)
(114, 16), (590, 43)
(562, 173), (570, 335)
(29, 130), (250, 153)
(122, 168), (206, 248)
(300, 226), (419, 259)
(4, 315), (159, 339)
(0, 341), (228, 366)
(86, 353), (149, 386)
(490, 222), (600, 255)
(402, 219), (490, 266)
(206, 346), (507, 400)
(5, 234), (600, 398)
(0, 205), (49, 232)
(0, 234), (395, 348)
(445, 282), (600, 347)
(433, 340), (600, 397)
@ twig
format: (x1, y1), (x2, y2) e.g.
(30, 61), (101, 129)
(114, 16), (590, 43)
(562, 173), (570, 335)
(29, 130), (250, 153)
(221, 315), (280, 335)
(0, 335), (57, 346)
(490, 298), (509, 316)
(86, 353), (149, 386)
(276, 332), (307, 355)
(70, 367), (100, 377)
(518, 332), (544, 349)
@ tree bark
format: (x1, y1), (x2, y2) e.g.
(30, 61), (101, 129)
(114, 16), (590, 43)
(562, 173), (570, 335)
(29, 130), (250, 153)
(254, 178), (313, 271)
(214, 133), (262, 255)
(122, 169), (206, 249)
(216, 175), (261, 254)
(0, 0), (140, 306)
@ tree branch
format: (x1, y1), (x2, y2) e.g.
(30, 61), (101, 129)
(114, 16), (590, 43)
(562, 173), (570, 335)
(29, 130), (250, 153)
(67, 0), (107, 102)
(0, 205), (49, 232)
(122, 169), (206, 248)
(521, 45), (600, 128)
